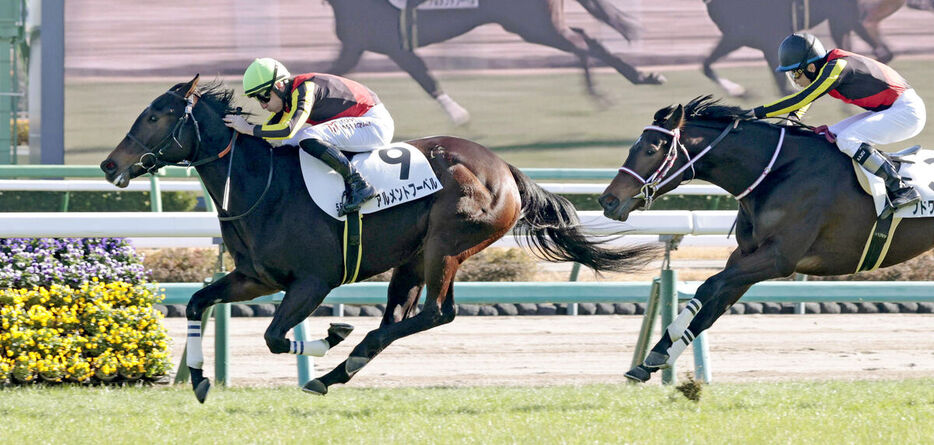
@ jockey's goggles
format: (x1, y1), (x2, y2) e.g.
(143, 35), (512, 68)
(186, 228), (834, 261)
(248, 89), (271, 104)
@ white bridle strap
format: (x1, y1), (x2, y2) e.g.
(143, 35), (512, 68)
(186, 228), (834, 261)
(735, 127), (785, 200)
(617, 121), (737, 206)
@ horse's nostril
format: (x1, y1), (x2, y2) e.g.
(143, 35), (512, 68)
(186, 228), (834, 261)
(100, 159), (117, 174)
(598, 194), (618, 210)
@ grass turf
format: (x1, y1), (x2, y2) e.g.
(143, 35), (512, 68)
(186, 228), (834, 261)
(2, 379), (933, 443)
(66, 58), (934, 167)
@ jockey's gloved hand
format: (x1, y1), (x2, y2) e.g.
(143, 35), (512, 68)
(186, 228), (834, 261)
(223, 114), (254, 135)
(813, 125), (836, 143)
(739, 109), (757, 119)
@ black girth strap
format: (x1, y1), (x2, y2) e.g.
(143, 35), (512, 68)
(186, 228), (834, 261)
(341, 210), (364, 284)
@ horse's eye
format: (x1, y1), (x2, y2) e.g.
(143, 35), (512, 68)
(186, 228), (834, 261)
(646, 146), (658, 155)
(148, 115), (159, 122)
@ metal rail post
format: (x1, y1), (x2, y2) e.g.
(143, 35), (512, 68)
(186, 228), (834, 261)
(149, 175), (163, 212)
(659, 267), (677, 385)
(293, 319), (313, 386)
(692, 331), (711, 383)
(630, 278), (660, 368)
(567, 262), (581, 315)
(214, 299), (230, 386)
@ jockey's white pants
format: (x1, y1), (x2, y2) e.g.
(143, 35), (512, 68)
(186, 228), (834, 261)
(281, 103), (394, 153)
(830, 88), (926, 156)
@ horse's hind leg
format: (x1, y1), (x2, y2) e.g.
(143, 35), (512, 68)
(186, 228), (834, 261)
(383, 49), (470, 126)
(185, 270), (277, 403)
(327, 44), (365, 75)
(702, 37), (747, 97)
(306, 248), (461, 395)
(569, 27), (665, 85)
(381, 259), (425, 327)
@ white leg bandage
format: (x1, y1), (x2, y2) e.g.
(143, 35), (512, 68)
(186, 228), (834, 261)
(665, 329), (695, 367)
(289, 339), (330, 357)
(186, 320), (204, 369)
(667, 298), (702, 341)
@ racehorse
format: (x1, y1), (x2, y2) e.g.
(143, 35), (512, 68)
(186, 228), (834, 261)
(322, 0), (665, 126)
(702, 0), (905, 97)
(100, 75), (658, 401)
(598, 96), (934, 382)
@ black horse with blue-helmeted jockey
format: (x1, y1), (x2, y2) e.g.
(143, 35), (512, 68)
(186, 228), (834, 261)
(598, 96), (934, 382)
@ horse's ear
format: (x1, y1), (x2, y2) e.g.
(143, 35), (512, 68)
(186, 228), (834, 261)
(183, 74), (200, 98)
(663, 104), (685, 130)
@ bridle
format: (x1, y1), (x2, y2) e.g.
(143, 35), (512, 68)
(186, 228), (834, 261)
(617, 118), (786, 206)
(123, 88), (274, 222)
(124, 91), (231, 173)
(617, 120), (737, 208)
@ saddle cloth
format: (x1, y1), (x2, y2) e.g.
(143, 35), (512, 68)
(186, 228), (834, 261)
(299, 142), (443, 221)
(387, 0), (479, 10)
(851, 146), (934, 219)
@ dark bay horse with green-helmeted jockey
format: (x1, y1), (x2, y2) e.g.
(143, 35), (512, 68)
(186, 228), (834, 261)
(324, 0), (665, 125)
(598, 96), (934, 383)
(100, 75), (657, 401)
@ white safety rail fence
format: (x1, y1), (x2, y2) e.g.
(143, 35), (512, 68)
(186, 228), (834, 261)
(0, 180), (738, 248)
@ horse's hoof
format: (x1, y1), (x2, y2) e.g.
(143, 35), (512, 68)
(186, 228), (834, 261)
(194, 378), (211, 404)
(326, 323), (354, 347)
(302, 379), (328, 396)
(624, 365), (652, 383)
(640, 72), (666, 85)
(643, 351), (671, 370)
(345, 356), (370, 375)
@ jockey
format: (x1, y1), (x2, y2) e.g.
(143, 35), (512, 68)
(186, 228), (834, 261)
(224, 58), (394, 216)
(752, 32), (926, 212)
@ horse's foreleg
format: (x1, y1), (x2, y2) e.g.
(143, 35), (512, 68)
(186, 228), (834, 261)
(860, 0), (903, 63)
(264, 277), (347, 358)
(702, 37), (747, 97)
(627, 243), (797, 382)
(384, 50), (470, 126)
(382, 260), (425, 327)
(307, 250), (460, 395)
(185, 270), (277, 403)
(563, 27), (664, 85)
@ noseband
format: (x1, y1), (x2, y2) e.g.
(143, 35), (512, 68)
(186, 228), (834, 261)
(617, 120), (737, 208)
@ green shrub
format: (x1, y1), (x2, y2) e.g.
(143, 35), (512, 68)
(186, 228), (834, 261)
(0, 191), (199, 212)
(457, 248), (538, 282)
(561, 193), (738, 211)
(811, 250), (934, 281)
(364, 248), (538, 282)
(142, 248), (221, 283)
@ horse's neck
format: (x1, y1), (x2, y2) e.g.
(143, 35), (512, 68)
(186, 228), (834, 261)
(687, 124), (787, 197)
(192, 129), (271, 211)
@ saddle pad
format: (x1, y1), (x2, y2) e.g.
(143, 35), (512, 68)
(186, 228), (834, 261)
(851, 148), (934, 219)
(387, 0), (479, 10)
(299, 142), (442, 221)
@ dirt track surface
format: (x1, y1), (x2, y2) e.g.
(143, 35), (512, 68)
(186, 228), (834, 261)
(165, 314), (934, 387)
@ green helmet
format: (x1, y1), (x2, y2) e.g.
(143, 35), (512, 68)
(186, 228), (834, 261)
(242, 58), (291, 98)
(776, 33), (826, 72)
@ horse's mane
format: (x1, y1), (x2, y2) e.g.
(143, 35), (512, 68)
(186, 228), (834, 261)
(655, 95), (813, 135)
(196, 80), (248, 117)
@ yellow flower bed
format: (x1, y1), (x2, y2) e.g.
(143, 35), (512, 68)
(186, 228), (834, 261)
(0, 280), (170, 384)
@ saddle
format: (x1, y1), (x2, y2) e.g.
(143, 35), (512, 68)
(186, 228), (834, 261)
(388, 0), (480, 50)
(851, 145), (932, 220)
(298, 142), (443, 221)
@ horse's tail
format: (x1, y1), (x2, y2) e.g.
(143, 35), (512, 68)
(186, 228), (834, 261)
(574, 0), (641, 42)
(508, 165), (657, 273)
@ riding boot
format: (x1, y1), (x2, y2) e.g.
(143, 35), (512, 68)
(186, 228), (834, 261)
(853, 143), (920, 212)
(299, 139), (377, 216)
